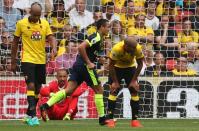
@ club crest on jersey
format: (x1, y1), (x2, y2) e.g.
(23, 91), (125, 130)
(31, 31), (42, 41)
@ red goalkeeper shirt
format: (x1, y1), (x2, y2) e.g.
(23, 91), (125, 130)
(39, 81), (88, 119)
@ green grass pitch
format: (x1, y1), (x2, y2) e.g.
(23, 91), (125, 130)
(0, 119), (199, 131)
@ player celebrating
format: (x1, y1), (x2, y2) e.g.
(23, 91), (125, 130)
(11, 2), (57, 126)
(106, 37), (144, 127)
(38, 69), (88, 120)
(40, 19), (110, 125)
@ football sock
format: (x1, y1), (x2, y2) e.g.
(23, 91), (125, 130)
(47, 90), (66, 107)
(107, 95), (117, 119)
(35, 94), (39, 104)
(27, 90), (36, 117)
(94, 94), (105, 117)
(130, 95), (140, 120)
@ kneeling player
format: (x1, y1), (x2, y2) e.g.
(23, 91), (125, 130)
(38, 69), (88, 120)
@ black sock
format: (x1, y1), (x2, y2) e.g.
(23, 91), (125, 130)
(35, 95), (39, 105)
(27, 96), (36, 117)
(130, 100), (139, 120)
(107, 99), (116, 119)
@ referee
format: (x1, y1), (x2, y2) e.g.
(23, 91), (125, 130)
(11, 2), (57, 126)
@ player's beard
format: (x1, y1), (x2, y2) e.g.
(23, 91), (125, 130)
(58, 80), (65, 88)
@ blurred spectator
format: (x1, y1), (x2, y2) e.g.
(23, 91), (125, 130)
(172, 57), (197, 76)
(120, 0), (135, 34)
(0, 31), (12, 63)
(128, 14), (154, 51)
(183, 0), (196, 14)
(156, 0), (164, 17)
(189, 1), (199, 33)
(57, 41), (78, 69)
(0, 17), (6, 43)
(133, 0), (145, 15)
(69, 0), (94, 30)
(0, 0), (22, 32)
(64, 0), (100, 12)
(29, 0), (53, 15)
(154, 14), (179, 59)
(110, 20), (125, 45)
(156, 0), (177, 25)
(163, 1), (177, 25)
(144, 52), (170, 76)
(46, 41), (78, 74)
(0, 57), (15, 75)
(140, 46), (155, 76)
(57, 24), (73, 57)
(82, 8), (103, 36)
(177, 17), (199, 56)
(102, 2), (120, 22)
(47, 0), (69, 33)
(145, 0), (159, 30)
(188, 49), (199, 74)
(101, 0), (111, 6)
(0, 31), (18, 75)
(93, 8), (103, 21)
(112, 0), (126, 14)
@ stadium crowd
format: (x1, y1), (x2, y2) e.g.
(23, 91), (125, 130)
(0, 0), (199, 76)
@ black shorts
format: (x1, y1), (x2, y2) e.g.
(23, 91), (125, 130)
(108, 67), (136, 87)
(68, 63), (100, 87)
(21, 62), (46, 84)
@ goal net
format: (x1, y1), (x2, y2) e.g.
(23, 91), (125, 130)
(0, 0), (199, 119)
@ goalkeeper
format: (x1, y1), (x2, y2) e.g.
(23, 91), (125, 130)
(106, 37), (144, 128)
(40, 19), (110, 125)
(38, 69), (88, 120)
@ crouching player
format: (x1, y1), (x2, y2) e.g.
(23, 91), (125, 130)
(38, 69), (88, 120)
(106, 38), (144, 127)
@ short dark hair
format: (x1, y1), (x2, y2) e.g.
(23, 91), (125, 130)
(182, 17), (190, 23)
(104, 1), (114, 7)
(145, 0), (157, 8)
(94, 7), (102, 13)
(54, 0), (65, 9)
(153, 52), (164, 60)
(135, 14), (146, 19)
(96, 19), (109, 30)
(124, 0), (133, 7)
(31, 2), (42, 10)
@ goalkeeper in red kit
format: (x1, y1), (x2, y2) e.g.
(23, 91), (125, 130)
(38, 69), (88, 120)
